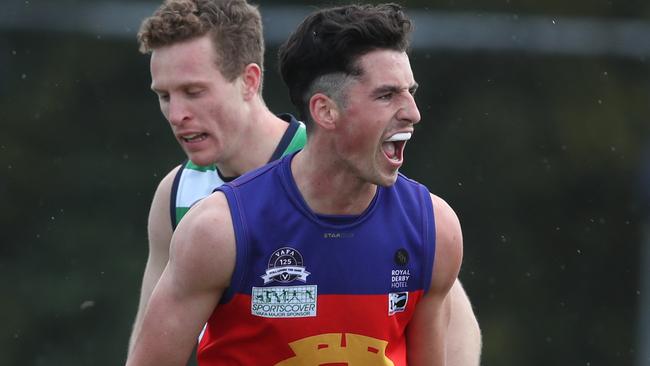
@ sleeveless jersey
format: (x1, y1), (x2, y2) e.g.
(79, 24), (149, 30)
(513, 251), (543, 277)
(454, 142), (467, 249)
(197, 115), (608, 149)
(169, 114), (306, 229)
(198, 153), (436, 366)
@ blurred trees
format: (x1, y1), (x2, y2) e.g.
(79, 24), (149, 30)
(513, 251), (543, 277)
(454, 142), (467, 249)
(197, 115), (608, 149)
(1, 1), (648, 365)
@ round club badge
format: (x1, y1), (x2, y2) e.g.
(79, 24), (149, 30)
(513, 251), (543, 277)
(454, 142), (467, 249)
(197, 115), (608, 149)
(394, 248), (409, 266)
(262, 247), (310, 284)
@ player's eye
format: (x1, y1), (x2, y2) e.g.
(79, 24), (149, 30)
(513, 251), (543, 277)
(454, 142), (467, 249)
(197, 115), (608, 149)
(186, 88), (204, 97)
(378, 93), (393, 100)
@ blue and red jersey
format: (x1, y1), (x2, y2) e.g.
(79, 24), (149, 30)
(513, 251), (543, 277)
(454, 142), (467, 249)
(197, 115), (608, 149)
(198, 153), (436, 365)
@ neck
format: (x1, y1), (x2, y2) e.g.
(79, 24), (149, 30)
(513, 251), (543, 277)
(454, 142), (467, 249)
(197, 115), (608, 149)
(216, 99), (289, 177)
(291, 145), (377, 216)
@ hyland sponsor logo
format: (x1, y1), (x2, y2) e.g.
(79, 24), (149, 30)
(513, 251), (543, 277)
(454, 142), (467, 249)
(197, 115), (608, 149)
(390, 268), (410, 289)
(262, 247), (310, 284)
(252, 285), (317, 318)
(388, 292), (408, 315)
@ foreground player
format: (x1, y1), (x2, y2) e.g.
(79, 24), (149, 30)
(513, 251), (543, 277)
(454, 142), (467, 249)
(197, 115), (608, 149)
(128, 3), (472, 365)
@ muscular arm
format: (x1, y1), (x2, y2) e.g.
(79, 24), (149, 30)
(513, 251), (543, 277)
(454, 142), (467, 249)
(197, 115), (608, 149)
(447, 279), (482, 366)
(407, 193), (463, 366)
(128, 166), (180, 355)
(126, 192), (236, 366)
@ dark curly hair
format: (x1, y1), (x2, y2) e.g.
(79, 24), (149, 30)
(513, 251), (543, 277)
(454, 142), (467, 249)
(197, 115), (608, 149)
(278, 3), (413, 123)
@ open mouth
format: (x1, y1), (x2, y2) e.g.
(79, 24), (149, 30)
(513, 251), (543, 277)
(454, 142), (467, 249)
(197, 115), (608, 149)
(382, 132), (412, 162)
(181, 133), (208, 143)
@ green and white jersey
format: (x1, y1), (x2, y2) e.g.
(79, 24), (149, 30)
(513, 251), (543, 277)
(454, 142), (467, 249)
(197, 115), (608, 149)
(170, 114), (306, 229)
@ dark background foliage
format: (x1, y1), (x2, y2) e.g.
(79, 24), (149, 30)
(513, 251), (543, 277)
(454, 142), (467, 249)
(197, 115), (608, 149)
(1, 0), (648, 365)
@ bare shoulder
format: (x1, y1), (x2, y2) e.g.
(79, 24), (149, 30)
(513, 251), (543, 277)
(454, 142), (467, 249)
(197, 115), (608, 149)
(147, 164), (184, 258)
(152, 165), (182, 202)
(169, 191), (236, 290)
(429, 193), (463, 294)
(175, 190), (232, 239)
(148, 165), (182, 237)
(429, 194), (462, 249)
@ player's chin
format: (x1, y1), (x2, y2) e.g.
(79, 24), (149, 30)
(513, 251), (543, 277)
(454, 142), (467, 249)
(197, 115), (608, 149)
(187, 151), (217, 167)
(375, 169), (400, 187)
(378, 157), (402, 185)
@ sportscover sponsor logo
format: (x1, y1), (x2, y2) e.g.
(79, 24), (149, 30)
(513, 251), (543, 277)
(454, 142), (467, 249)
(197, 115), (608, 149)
(252, 285), (317, 318)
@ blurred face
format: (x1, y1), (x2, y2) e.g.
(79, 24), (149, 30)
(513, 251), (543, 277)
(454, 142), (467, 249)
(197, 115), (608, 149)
(149, 35), (247, 167)
(333, 49), (421, 187)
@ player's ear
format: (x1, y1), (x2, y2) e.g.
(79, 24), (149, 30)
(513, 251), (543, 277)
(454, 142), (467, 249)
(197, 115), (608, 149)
(241, 63), (262, 100)
(308, 93), (339, 131)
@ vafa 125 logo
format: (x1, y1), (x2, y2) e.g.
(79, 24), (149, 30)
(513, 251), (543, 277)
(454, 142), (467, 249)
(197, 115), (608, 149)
(261, 247), (311, 284)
